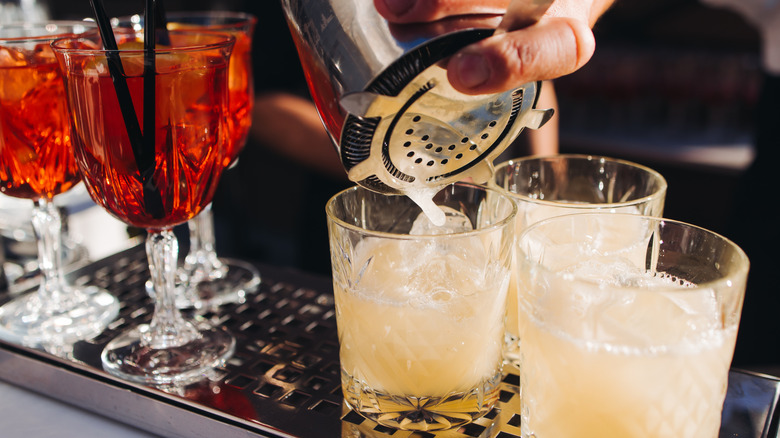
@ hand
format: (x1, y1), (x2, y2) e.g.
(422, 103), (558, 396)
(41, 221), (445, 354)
(374, 0), (616, 95)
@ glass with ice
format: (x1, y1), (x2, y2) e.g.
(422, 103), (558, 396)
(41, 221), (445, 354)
(493, 154), (667, 368)
(515, 213), (749, 438)
(326, 182), (517, 431)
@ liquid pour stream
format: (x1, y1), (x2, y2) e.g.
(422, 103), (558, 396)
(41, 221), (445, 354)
(404, 187), (447, 227)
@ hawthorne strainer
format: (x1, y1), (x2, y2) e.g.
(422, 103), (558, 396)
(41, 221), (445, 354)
(282, 0), (555, 194)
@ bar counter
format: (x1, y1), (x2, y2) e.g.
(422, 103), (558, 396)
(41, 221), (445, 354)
(0, 240), (778, 438)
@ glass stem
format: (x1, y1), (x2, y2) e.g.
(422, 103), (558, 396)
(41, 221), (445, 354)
(146, 229), (197, 349)
(184, 202), (226, 281)
(31, 197), (68, 303)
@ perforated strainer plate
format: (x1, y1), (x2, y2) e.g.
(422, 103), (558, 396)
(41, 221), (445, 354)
(338, 29), (553, 196)
(0, 244), (777, 437)
(344, 66), (530, 189)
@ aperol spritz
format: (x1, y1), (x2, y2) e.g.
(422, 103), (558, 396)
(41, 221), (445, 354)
(0, 22), (118, 349)
(120, 12), (259, 309)
(53, 27), (236, 384)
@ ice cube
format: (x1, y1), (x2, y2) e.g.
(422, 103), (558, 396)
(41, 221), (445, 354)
(0, 56), (41, 102)
(405, 253), (481, 314)
(0, 46), (27, 67)
(558, 260), (720, 348)
(410, 206), (473, 235)
(31, 43), (55, 63)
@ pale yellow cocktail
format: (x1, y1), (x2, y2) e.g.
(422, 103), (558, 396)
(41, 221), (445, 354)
(515, 213), (748, 438)
(327, 183), (516, 431)
(493, 155), (667, 368)
(336, 238), (506, 392)
(519, 274), (737, 437)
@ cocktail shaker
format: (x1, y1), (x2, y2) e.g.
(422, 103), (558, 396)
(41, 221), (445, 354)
(281, 0), (555, 195)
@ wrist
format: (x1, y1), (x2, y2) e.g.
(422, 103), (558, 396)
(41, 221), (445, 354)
(763, 25), (780, 75)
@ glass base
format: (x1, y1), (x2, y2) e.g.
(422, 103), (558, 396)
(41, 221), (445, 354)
(342, 369), (501, 431)
(0, 286), (119, 348)
(100, 322), (235, 386)
(146, 258), (261, 310)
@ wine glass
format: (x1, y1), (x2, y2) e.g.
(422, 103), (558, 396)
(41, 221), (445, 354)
(118, 11), (260, 310)
(52, 27), (236, 384)
(0, 22), (119, 349)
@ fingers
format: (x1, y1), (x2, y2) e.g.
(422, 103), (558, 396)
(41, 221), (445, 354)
(375, 0), (600, 94)
(446, 17), (595, 95)
(374, 0), (510, 23)
(386, 15), (503, 43)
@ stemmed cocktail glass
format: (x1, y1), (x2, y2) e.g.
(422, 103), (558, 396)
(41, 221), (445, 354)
(52, 26), (236, 385)
(118, 11), (259, 310)
(0, 22), (119, 348)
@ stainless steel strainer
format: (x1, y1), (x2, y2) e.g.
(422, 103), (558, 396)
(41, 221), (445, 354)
(282, 0), (555, 194)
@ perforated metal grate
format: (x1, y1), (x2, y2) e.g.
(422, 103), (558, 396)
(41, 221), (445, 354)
(0, 244), (527, 438)
(1, 244), (778, 438)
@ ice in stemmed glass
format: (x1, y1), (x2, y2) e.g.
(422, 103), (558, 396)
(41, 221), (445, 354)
(118, 11), (260, 310)
(0, 22), (119, 349)
(52, 28), (236, 384)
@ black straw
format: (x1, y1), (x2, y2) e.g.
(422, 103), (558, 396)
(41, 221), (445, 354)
(143, 0), (156, 179)
(142, 0), (164, 218)
(154, 0), (171, 46)
(89, 0), (164, 218)
(89, 0), (144, 160)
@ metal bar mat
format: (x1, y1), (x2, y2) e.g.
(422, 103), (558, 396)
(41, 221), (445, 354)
(1, 244), (779, 438)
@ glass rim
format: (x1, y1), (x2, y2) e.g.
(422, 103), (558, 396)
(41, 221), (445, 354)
(115, 11), (258, 30)
(325, 182), (518, 239)
(493, 153), (668, 209)
(517, 212), (750, 293)
(0, 21), (96, 43)
(50, 28), (235, 55)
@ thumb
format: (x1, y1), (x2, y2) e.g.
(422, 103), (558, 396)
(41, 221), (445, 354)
(446, 17), (595, 95)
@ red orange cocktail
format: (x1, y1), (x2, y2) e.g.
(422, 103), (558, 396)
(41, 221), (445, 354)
(0, 22), (118, 349)
(53, 28), (236, 384)
(120, 12), (259, 310)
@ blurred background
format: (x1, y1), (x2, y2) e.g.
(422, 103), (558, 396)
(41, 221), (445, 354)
(3, 0), (775, 367)
(560, 0), (761, 236)
(3, 0), (760, 271)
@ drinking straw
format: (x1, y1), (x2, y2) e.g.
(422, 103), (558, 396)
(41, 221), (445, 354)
(142, 0), (161, 214)
(143, 0), (155, 166)
(89, 0), (144, 160)
(154, 0), (171, 45)
(89, 0), (164, 218)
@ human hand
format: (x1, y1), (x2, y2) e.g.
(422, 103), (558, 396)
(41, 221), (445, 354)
(374, 0), (616, 95)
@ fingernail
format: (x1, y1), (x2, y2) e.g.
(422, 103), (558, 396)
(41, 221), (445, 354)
(382, 0), (416, 16)
(454, 53), (490, 89)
